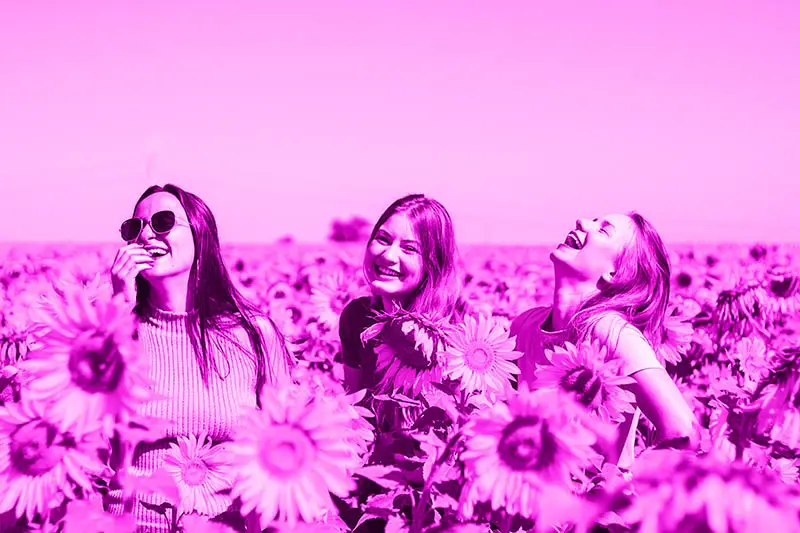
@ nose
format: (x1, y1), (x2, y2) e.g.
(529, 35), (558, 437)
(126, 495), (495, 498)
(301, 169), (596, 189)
(381, 243), (401, 263)
(576, 218), (588, 231)
(138, 220), (156, 242)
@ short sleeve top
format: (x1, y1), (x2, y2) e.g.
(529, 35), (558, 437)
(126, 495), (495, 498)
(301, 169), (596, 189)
(510, 306), (663, 469)
(339, 296), (383, 392)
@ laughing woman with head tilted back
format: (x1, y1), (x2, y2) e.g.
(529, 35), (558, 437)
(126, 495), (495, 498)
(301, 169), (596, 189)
(103, 184), (293, 532)
(512, 213), (698, 471)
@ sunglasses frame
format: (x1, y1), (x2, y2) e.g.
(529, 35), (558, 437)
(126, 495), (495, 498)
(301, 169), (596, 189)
(120, 210), (192, 242)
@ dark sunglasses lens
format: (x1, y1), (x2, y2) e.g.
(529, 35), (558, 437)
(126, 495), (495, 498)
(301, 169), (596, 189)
(152, 211), (176, 233)
(120, 219), (142, 241)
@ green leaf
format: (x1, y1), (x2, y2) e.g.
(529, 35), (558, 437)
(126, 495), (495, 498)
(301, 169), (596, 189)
(385, 515), (409, 533)
(353, 464), (405, 490)
(373, 393), (423, 409)
(361, 321), (386, 346)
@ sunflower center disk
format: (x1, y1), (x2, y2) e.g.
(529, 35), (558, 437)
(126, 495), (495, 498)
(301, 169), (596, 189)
(9, 420), (68, 476)
(181, 459), (209, 486)
(498, 417), (556, 472)
(561, 368), (601, 407)
(465, 344), (494, 372)
(68, 332), (125, 394)
(770, 277), (798, 299)
(259, 426), (315, 479)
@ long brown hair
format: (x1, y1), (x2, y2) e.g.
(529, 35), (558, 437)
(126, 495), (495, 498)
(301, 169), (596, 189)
(364, 194), (467, 322)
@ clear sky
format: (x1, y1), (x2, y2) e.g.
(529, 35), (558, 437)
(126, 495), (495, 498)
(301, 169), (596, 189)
(1, 1), (798, 245)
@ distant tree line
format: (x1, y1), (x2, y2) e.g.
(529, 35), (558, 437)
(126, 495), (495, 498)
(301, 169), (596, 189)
(329, 216), (371, 243)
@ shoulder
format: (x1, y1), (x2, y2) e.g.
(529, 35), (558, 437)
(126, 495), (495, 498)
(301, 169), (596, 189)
(339, 296), (376, 332)
(218, 313), (284, 352)
(591, 313), (662, 376)
(254, 315), (281, 341)
(342, 296), (374, 317)
(510, 306), (551, 337)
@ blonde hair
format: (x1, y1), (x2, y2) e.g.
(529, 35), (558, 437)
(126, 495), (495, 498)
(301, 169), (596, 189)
(567, 212), (671, 348)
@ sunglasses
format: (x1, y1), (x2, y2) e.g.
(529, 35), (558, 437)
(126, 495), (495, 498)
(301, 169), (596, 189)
(120, 210), (191, 242)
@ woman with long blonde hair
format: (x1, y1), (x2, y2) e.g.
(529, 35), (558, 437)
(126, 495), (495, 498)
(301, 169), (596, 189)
(512, 212), (698, 469)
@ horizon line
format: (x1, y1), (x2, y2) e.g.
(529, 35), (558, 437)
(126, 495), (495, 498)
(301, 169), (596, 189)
(1, 240), (799, 248)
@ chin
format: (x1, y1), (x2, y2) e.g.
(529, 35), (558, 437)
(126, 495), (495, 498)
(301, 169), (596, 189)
(142, 267), (189, 281)
(370, 280), (415, 302)
(549, 247), (570, 264)
(369, 280), (400, 296)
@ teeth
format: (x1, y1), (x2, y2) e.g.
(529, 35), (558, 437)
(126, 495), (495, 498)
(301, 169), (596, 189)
(565, 232), (583, 250)
(377, 266), (401, 277)
(147, 249), (167, 257)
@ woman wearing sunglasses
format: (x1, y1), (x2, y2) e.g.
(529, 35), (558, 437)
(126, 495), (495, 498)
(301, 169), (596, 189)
(106, 184), (294, 532)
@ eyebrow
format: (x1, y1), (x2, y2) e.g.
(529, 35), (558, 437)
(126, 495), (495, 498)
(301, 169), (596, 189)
(593, 218), (616, 231)
(377, 229), (419, 245)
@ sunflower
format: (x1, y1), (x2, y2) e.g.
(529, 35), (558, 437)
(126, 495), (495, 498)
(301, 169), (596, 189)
(533, 341), (636, 425)
(0, 365), (21, 406)
(366, 309), (454, 397)
(292, 365), (375, 457)
(730, 337), (772, 394)
(612, 448), (800, 533)
(226, 382), (364, 529)
(763, 267), (800, 320)
(0, 400), (107, 522)
(18, 286), (153, 438)
(308, 270), (366, 332)
(710, 267), (769, 340)
(442, 313), (522, 397)
(459, 385), (610, 525)
(657, 305), (694, 366)
(162, 431), (233, 517)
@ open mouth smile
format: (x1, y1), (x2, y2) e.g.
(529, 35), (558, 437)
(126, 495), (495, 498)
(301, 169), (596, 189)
(563, 231), (585, 250)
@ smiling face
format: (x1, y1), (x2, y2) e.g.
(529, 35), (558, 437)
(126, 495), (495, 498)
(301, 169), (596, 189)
(550, 213), (637, 283)
(364, 213), (424, 304)
(133, 192), (195, 281)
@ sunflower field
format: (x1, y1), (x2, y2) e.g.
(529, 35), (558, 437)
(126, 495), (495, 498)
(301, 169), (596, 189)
(1, 241), (799, 533)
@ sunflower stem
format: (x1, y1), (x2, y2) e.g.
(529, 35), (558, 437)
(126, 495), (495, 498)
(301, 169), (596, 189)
(736, 299), (771, 340)
(410, 431), (463, 533)
(170, 506), (180, 533)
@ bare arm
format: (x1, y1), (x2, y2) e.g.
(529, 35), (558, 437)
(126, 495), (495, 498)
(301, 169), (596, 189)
(596, 317), (699, 449)
(626, 368), (699, 448)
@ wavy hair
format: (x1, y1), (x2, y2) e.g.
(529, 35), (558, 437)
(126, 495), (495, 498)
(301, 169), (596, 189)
(567, 211), (671, 347)
(364, 194), (467, 322)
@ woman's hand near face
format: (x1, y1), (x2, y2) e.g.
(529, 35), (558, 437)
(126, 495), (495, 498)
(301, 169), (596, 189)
(110, 244), (154, 303)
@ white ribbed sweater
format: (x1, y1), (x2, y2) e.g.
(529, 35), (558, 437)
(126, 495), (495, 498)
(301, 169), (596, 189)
(106, 307), (291, 533)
